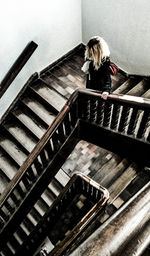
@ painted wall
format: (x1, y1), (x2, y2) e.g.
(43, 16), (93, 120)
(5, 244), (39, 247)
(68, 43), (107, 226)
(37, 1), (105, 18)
(0, 0), (81, 118)
(82, 0), (150, 76)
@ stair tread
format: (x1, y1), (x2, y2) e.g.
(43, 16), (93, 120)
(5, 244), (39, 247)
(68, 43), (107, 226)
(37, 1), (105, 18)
(58, 62), (85, 88)
(31, 81), (66, 112)
(22, 97), (55, 126)
(0, 170), (9, 194)
(48, 179), (63, 197)
(108, 162), (138, 202)
(55, 169), (70, 187)
(0, 150), (18, 179)
(41, 188), (55, 207)
(101, 158), (130, 187)
(41, 73), (71, 98)
(93, 154), (122, 183)
(4, 122), (37, 153)
(113, 78), (139, 94)
(126, 79), (149, 96)
(0, 137), (27, 166)
(142, 88), (150, 98)
(51, 66), (78, 91)
(12, 108), (46, 139)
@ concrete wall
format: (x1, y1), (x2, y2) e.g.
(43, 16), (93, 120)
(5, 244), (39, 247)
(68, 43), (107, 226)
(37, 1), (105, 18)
(0, 0), (81, 118)
(82, 0), (150, 76)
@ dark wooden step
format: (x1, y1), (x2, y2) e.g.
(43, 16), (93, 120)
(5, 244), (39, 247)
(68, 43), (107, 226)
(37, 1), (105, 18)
(0, 170), (9, 194)
(12, 108), (46, 139)
(3, 122), (37, 153)
(0, 136), (27, 167)
(113, 77), (142, 94)
(111, 72), (127, 92)
(126, 79), (149, 96)
(21, 96), (55, 127)
(30, 80), (66, 112)
(50, 65), (78, 91)
(41, 72), (71, 99)
(0, 150), (18, 180)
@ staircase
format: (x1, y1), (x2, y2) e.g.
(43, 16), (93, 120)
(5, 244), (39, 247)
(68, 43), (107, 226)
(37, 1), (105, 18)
(0, 44), (150, 255)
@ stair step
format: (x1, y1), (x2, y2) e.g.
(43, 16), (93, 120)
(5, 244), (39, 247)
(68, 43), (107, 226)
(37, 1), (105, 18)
(126, 79), (149, 96)
(0, 150), (18, 179)
(7, 236), (20, 254)
(51, 66), (78, 91)
(34, 198), (49, 217)
(66, 57), (85, 77)
(55, 169), (70, 187)
(64, 58), (86, 78)
(12, 108), (46, 139)
(20, 222), (32, 236)
(93, 154), (122, 184)
(41, 188), (56, 207)
(0, 137), (27, 167)
(108, 162), (138, 202)
(27, 208), (42, 226)
(22, 97), (55, 126)
(58, 62), (85, 88)
(142, 88), (150, 98)
(30, 80), (66, 112)
(41, 72), (70, 99)
(48, 179), (63, 197)
(13, 228), (27, 246)
(4, 122), (37, 153)
(1, 245), (14, 256)
(0, 170), (9, 194)
(101, 158), (130, 187)
(113, 78), (140, 94)
(111, 73), (127, 91)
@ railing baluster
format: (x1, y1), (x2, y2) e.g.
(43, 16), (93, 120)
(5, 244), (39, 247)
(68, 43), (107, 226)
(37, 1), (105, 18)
(96, 100), (104, 125)
(26, 167), (36, 182)
(45, 139), (54, 160)
(103, 101), (113, 127)
(110, 104), (122, 130)
(90, 99), (97, 123)
(137, 111), (150, 139)
(40, 149), (48, 167)
(127, 108), (139, 135)
(118, 106), (131, 133)
(34, 158), (42, 175)
(82, 98), (90, 120)
(70, 104), (78, 127)
(57, 123), (66, 143)
(51, 132), (60, 152)
(64, 114), (72, 135)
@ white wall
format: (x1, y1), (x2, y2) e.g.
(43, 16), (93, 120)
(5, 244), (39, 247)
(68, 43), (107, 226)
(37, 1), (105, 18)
(82, 0), (150, 76)
(0, 0), (82, 118)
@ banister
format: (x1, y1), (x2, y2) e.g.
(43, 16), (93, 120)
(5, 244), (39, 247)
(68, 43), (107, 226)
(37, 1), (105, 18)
(78, 88), (150, 109)
(0, 88), (150, 208)
(0, 90), (79, 207)
(0, 41), (38, 98)
(0, 88), (150, 241)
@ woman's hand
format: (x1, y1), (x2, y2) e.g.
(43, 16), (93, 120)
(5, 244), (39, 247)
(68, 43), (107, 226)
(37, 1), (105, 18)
(101, 92), (109, 100)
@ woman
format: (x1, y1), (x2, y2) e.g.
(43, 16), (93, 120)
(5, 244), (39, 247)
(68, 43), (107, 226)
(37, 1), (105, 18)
(82, 36), (111, 100)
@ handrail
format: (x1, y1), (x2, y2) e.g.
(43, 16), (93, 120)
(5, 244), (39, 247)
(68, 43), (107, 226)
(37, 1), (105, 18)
(0, 88), (150, 207)
(0, 88), (150, 243)
(0, 89), (79, 207)
(0, 41), (38, 98)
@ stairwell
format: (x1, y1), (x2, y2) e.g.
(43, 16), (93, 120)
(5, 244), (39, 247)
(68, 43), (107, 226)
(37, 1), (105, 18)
(0, 44), (150, 255)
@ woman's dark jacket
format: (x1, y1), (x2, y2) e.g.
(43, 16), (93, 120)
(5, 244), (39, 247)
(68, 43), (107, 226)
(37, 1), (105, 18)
(86, 58), (111, 93)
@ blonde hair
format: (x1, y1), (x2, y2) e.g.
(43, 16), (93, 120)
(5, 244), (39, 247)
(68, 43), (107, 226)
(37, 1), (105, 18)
(85, 36), (110, 70)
